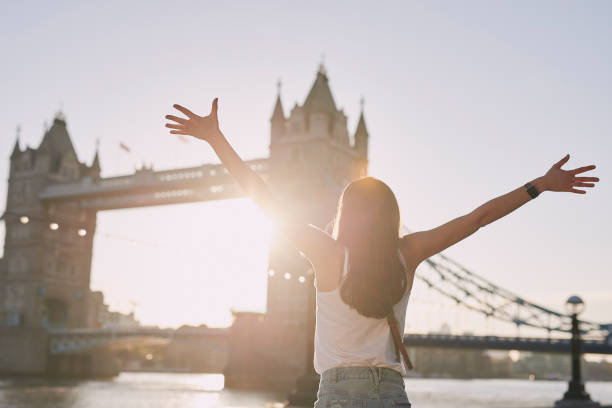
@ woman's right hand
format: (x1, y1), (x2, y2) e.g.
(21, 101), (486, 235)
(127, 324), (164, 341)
(164, 98), (221, 143)
(542, 154), (599, 194)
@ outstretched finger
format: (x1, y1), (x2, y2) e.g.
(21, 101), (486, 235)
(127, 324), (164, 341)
(575, 176), (599, 182)
(173, 104), (197, 119)
(570, 165), (596, 175)
(553, 154), (570, 169)
(169, 130), (189, 135)
(165, 115), (188, 125)
(165, 123), (185, 130)
(569, 187), (586, 194)
(573, 182), (595, 187)
(211, 98), (218, 116)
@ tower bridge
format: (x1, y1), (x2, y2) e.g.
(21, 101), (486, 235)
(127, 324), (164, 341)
(0, 65), (367, 386)
(0, 65), (609, 388)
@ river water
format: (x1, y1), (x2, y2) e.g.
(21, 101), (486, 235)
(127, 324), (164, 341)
(0, 373), (611, 408)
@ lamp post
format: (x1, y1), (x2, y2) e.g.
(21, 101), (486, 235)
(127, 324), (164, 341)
(554, 295), (600, 407)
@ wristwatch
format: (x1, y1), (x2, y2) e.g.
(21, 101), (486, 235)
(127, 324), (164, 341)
(524, 182), (540, 199)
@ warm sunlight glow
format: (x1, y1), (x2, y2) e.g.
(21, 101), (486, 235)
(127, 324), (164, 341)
(90, 199), (273, 328)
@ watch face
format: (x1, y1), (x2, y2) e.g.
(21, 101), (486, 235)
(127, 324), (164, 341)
(525, 183), (538, 198)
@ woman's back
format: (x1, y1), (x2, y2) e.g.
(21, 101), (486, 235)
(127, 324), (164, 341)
(314, 246), (412, 376)
(164, 97), (598, 408)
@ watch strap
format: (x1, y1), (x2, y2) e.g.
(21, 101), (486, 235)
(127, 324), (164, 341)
(524, 182), (540, 199)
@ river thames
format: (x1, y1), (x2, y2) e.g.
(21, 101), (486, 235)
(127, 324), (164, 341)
(0, 373), (611, 408)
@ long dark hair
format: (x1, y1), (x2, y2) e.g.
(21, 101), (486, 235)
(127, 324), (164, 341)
(332, 177), (407, 318)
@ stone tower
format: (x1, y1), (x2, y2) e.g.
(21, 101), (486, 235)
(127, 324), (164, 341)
(226, 65), (370, 390)
(266, 64), (369, 324)
(0, 114), (100, 329)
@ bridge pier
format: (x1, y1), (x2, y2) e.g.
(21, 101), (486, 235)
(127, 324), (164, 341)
(0, 327), (119, 378)
(0, 327), (48, 375)
(225, 312), (309, 390)
(47, 348), (119, 378)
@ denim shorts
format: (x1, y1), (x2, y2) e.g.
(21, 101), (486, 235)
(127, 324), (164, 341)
(315, 366), (411, 408)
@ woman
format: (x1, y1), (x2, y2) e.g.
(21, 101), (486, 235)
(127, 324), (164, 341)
(165, 98), (599, 407)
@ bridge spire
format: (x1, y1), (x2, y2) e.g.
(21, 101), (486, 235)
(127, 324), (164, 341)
(90, 138), (101, 173)
(319, 53), (327, 76)
(271, 78), (285, 122)
(303, 62), (337, 115)
(37, 113), (79, 167)
(10, 125), (21, 158)
(353, 97), (369, 158)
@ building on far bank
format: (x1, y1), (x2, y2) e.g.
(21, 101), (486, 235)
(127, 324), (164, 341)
(87, 290), (140, 329)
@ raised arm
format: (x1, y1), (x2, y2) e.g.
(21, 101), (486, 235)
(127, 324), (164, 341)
(164, 98), (338, 266)
(401, 154), (599, 267)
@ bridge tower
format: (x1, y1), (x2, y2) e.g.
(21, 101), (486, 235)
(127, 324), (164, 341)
(266, 63), (368, 323)
(226, 64), (370, 389)
(0, 114), (99, 329)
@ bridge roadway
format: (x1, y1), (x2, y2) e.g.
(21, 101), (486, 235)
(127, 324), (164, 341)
(403, 333), (612, 354)
(48, 328), (612, 355)
(48, 327), (230, 354)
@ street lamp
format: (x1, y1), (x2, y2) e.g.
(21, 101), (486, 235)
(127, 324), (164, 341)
(554, 295), (601, 407)
(565, 295), (585, 316)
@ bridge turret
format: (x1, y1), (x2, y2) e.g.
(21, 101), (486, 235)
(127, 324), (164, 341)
(301, 64), (341, 140)
(85, 144), (101, 179)
(9, 128), (28, 176)
(10, 134), (21, 160)
(304, 65), (350, 145)
(37, 114), (81, 181)
(270, 64), (362, 185)
(353, 100), (369, 177)
(270, 80), (286, 142)
(91, 150), (101, 174)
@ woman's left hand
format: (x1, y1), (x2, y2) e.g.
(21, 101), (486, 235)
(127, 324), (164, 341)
(543, 154), (599, 194)
(165, 98), (221, 143)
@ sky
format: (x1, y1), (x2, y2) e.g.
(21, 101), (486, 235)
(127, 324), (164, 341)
(0, 1), (610, 337)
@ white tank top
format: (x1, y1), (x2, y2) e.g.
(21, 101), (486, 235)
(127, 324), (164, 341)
(313, 246), (411, 376)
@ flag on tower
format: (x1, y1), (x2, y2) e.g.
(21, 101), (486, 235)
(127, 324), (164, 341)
(119, 142), (131, 152)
